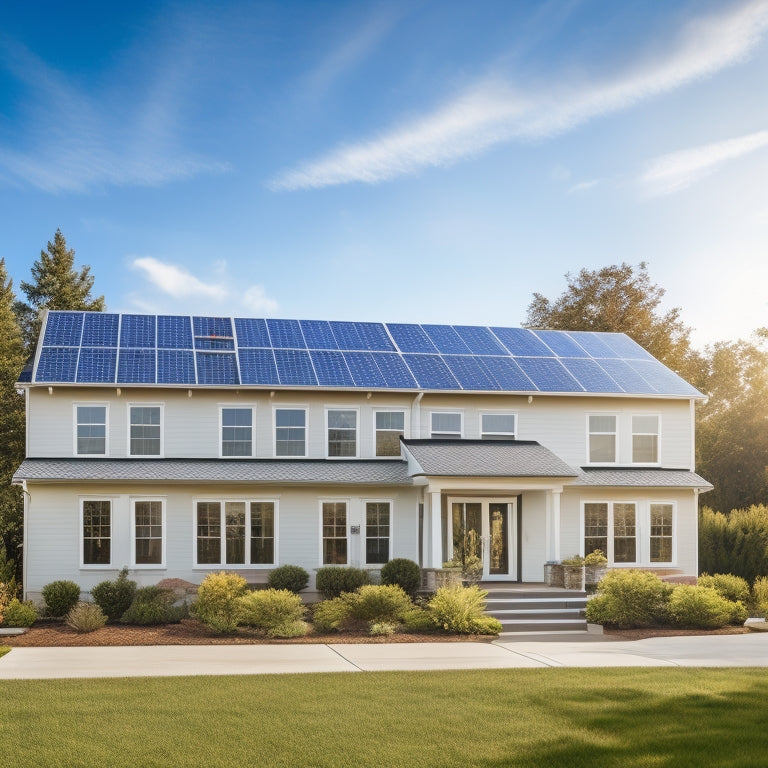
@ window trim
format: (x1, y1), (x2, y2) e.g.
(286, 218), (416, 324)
(127, 403), (164, 458)
(430, 410), (464, 439)
(325, 407), (360, 459)
(318, 498), (350, 566)
(192, 496), (279, 569)
(218, 404), (256, 458)
(80, 496), (114, 569)
(130, 496), (167, 569)
(273, 405), (309, 458)
(362, 498), (393, 566)
(586, 413), (618, 465)
(73, 402), (109, 457)
(648, 501), (676, 564)
(631, 413), (661, 465)
(372, 409), (407, 458)
(479, 411), (517, 440)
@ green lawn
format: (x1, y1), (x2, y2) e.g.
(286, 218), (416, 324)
(3, 668), (768, 767)
(0, 646), (9, 658)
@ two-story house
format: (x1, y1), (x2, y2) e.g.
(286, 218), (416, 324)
(14, 311), (711, 601)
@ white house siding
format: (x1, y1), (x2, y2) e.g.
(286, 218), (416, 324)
(520, 491), (546, 582)
(23, 482), (420, 602)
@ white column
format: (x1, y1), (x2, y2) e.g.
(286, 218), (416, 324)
(429, 490), (443, 568)
(546, 489), (562, 562)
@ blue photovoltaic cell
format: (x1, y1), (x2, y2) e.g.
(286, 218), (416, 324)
(403, 354), (459, 390)
(36, 347), (79, 382)
(594, 332), (656, 361)
(355, 322), (395, 352)
(453, 326), (506, 355)
(515, 357), (583, 392)
(560, 358), (623, 393)
(157, 350), (195, 384)
(491, 327), (552, 357)
(76, 348), (117, 383)
(17, 366), (32, 383)
(274, 349), (317, 385)
(626, 359), (699, 396)
(43, 312), (83, 346)
(267, 319), (305, 349)
(234, 318), (271, 348)
(532, 330), (588, 358)
(596, 358), (655, 395)
(196, 352), (239, 385)
(193, 317), (234, 350)
(386, 324), (437, 353)
(300, 320), (338, 350)
(422, 325), (472, 354)
(443, 355), (500, 390)
(564, 331), (620, 359)
(238, 348), (279, 385)
(120, 315), (156, 348)
(343, 352), (387, 387)
(158, 316), (193, 349)
(81, 314), (119, 347)
(310, 350), (354, 386)
(117, 349), (156, 384)
(479, 357), (536, 391)
(370, 353), (418, 388)
(329, 321), (364, 350)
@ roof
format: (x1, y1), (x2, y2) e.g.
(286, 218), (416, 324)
(572, 467), (713, 490)
(25, 310), (703, 398)
(12, 458), (412, 486)
(401, 439), (579, 478)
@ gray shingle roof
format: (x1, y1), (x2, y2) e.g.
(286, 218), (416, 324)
(573, 467), (713, 490)
(401, 439), (579, 477)
(13, 458), (412, 486)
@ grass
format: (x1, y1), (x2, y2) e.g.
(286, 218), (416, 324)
(0, 646), (9, 658)
(2, 668), (768, 767)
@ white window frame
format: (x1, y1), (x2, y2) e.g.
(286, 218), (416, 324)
(192, 497), (279, 569)
(586, 413), (618, 464)
(480, 411), (517, 440)
(80, 496), (115, 569)
(273, 406), (308, 458)
(128, 403), (164, 458)
(319, 498), (350, 566)
(430, 411), (463, 439)
(648, 501), (676, 564)
(325, 407), (359, 459)
(373, 409), (407, 458)
(362, 498), (393, 566)
(130, 496), (167, 569)
(219, 405), (256, 458)
(73, 402), (109, 457)
(632, 414), (661, 465)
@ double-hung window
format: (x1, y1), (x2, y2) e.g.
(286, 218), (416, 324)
(275, 408), (307, 457)
(132, 498), (165, 567)
(365, 501), (391, 564)
(588, 415), (616, 463)
(650, 503), (674, 563)
(632, 415), (659, 463)
(481, 413), (516, 440)
(327, 409), (357, 457)
(220, 407), (254, 457)
(75, 404), (107, 455)
(321, 501), (348, 564)
(129, 405), (162, 456)
(375, 411), (405, 456)
(431, 412), (462, 439)
(82, 499), (111, 566)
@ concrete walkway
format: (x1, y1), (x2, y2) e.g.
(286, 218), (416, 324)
(1, 633), (767, 679)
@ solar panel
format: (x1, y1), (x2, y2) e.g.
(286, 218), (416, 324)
(81, 313), (119, 347)
(479, 356), (537, 391)
(43, 312), (83, 346)
(442, 355), (500, 390)
(238, 348), (280, 385)
(193, 317), (234, 350)
(454, 326), (507, 355)
(491, 327), (552, 356)
(329, 321), (364, 350)
(158, 316), (193, 349)
(559, 358), (622, 393)
(595, 332), (656, 360)
(120, 315), (156, 348)
(402, 354), (459, 389)
(267, 319), (305, 349)
(196, 352), (239, 385)
(36, 347), (79, 381)
(309, 350), (354, 386)
(273, 349), (317, 385)
(626, 359), (698, 396)
(343, 352), (387, 387)
(76, 348), (117, 383)
(532, 330), (588, 358)
(422, 325), (472, 354)
(370, 352), (418, 388)
(595, 358), (655, 394)
(354, 322), (395, 352)
(157, 350), (196, 384)
(234, 318), (271, 348)
(515, 357), (583, 392)
(386, 324), (437, 353)
(118, 349), (156, 384)
(299, 320), (338, 350)
(564, 331), (620, 359)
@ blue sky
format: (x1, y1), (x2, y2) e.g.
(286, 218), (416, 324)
(1, 0), (767, 349)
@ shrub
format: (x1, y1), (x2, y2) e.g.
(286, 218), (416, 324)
(342, 585), (413, 623)
(66, 602), (107, 633)
(667, 585), (741, 629)
(192, 572), (248, 634)
(584, 550), (608, 566)
(753, 576), (768, 618)
(698, 573), (750, 604)
(0, 582), (11, 625)
(42, 580), (81, 618)
(369, 621), (397, 636)
(585, 570), (672, 629)
(315, 567), (370, 599)
(120, 586), (185, 625)
(2, 598), (37, 627)
(469, 615), (504, 635)
(91, 569), (137, 623)
(401, 606), (437, 633)
(312, 598), (352, 632)
(237, 589), (306, 636)
(268, 620), (310, 638)
(561, 555), (585, 566)
(267, 565), (309, 593)
(427, 584), (489, 634)
(380, 559), (421, 597)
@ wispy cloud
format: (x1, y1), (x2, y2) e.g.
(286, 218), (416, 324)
(568, 179), (600, 194)
(640, 129), (768, 196)
(271, 0), (768, 190)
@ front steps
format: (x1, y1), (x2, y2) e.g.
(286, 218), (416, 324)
(482, 583), (589, 635)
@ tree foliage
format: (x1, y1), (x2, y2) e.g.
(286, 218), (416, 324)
(699, 506), (768, 582)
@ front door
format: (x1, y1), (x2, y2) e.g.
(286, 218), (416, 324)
(449, 498), (517, 580)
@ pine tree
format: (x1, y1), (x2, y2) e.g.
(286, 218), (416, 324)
(15, 229), (105, 352)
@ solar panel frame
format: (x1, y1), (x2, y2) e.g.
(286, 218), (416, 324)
(596, 358), (656, 395)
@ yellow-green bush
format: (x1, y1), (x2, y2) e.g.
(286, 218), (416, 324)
(427, 584), (494, 634)
(752, 576), (768, 618)
(312, 597), (351, 632)
(237, 589), (307, 637)
(667, 585), (743, 629)
(698, 573), (750, 604)
(585, 570), (672, 628)
(1, 598), (37, 627)
(343, 584), (413, 622)
(192, 572), (248, 634)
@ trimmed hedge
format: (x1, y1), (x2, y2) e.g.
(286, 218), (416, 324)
(91, 569), (137, 623)
(380, 559), (421, 597)
(697, 573), (750, 604)
(237, 589), (308, 637)
(267, 565), (309, 593)
(315, 567), (370, 599)
(585, 570), (671, 629)
(42, 580), (81, 618)
(668, 586), (744, 629)
(192, 572), (248, 634)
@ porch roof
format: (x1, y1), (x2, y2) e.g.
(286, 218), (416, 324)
(401, 439), (578, 478)
(572, 467), (713, 490)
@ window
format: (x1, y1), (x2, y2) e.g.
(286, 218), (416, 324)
(431, 412), (462, 439)
(481, 413), (516, 440)
(221, 407), (254, 457)
(82, 499), (111, 566)
(75, 405), (107, 455)
(327, 409), (357, 457)
(650, 503), (674, 563)
(588, 415), (616, 463)
(632, 415), (659, 463)
(613, 503), (636, 563)
(275, 408), (307, 457)
(365, 501), (391, 564)
(375, 411), (405, 456)
(195, 500), (277, 567)
(129, 405), (162, 456)
(584, 502), (608, 556)
(132, 499), (164, 567)
(321, 501), (348, 564)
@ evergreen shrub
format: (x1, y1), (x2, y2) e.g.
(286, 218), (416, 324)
(753, 576), (768, 618)
(315, 567), (370, 599)
(42, 580), (81, 618)
(585, 570), (672, 628)
(698, 573), (750, 604)
(667, 586), (742, 629)
(380, 559), (421, 597)
(91, 569), (137, 623)
(312, 598), (351, 632)
(1, 598), (37, 627)
(427, 584), (495, 634)
(192, 572), (248, 634)
(342, 584), (413, 623)
(237, 589), (307, 637)
(267, 565), (309, 593)
(120, 586), (185, 625)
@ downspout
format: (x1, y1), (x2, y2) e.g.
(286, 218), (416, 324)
(411, 392), (424, 439)
(14, 480), (29, 600)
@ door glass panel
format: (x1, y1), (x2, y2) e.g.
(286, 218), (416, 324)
(451, 502), (482, 566)
(488, 503), (509, 575)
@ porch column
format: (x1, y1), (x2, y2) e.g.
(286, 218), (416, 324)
(428, 490), (443, 568)
(546, 489), (562, 562)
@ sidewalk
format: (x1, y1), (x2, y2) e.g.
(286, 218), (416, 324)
(1, 633), (767, 678)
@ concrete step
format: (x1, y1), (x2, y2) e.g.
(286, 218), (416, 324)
(489, 608), (584, 619)
(485, 598), (587, 611)
(483, 585), (589, 633)
(497, 619), (588, 633)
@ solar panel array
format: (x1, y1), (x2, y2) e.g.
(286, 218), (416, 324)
(31, 311), (701, 396)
